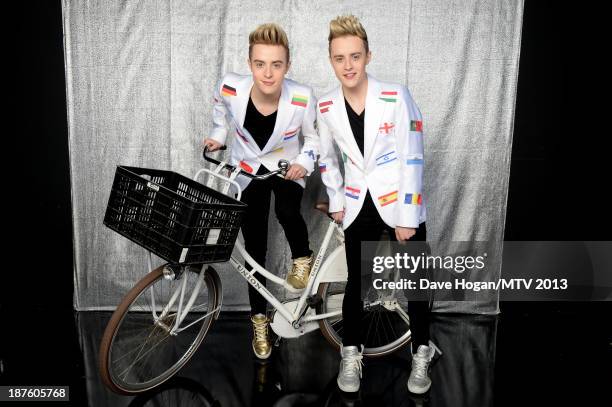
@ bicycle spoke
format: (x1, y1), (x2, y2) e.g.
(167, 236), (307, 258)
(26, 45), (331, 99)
(105, 269), (217, 391)
(118, 330), (171, 381)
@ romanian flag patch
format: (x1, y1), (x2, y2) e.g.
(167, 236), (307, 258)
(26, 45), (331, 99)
(291, 94), (308, 107)
(410, 120), (423, 132)
(378, 191), (398, 207)
(345, 186), (361, 200)
(283, 128), (298, 141)
(404, 193), (423, 205)
(319, 100), (333, 114)
(379, 91), (397, 103)
(222, 84), (237, 97)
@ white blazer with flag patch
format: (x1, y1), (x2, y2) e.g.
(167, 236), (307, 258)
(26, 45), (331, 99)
(317, 74), (426, 229)
(208, 72), (318, 189)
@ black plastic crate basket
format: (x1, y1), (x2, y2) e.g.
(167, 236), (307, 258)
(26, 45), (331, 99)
(104, 166), (247, 265)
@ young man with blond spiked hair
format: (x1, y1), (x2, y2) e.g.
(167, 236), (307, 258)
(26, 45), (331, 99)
(203, 23), (318, 360)
(316, 15), (441, 393)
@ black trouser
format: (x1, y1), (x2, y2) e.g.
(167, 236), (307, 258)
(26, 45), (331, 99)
(241, 168), (311, 316)
(342, 192), (430, 353)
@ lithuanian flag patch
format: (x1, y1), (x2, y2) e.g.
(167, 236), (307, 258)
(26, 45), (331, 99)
(291, 94), (308, 107)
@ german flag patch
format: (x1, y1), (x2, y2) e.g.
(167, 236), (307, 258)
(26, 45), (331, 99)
(222, 84), (237, 97)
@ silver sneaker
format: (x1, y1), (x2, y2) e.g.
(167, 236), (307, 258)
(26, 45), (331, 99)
(337, 345), (364, 393)
(407, 340), (442, 394)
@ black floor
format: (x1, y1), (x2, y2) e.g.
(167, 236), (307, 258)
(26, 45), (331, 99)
(1, 303), (610, 407)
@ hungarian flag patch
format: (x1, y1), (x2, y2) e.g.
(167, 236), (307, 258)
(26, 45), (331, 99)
(379, 91), (397, 103)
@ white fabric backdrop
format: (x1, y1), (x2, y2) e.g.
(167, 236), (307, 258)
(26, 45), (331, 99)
(63, 0), (524, 313)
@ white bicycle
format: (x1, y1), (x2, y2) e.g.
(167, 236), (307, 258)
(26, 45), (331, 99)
(99, 148), (413, 394)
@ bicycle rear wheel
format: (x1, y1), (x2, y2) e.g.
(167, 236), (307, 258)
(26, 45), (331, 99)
(99, 264), (221, 394)
(316, 281), (412, 357)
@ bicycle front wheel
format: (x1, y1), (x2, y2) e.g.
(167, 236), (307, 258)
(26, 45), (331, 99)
(316, 281), (412, 357)
(99, 265), (220, 394)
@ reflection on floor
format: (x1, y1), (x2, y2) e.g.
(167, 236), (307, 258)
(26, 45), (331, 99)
(1, 303), (610, 406)
(76, 312), (498, 407)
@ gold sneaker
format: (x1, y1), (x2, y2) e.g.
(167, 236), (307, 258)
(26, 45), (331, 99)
(286, 253), (314, 292)
(251, 313), (272, 359)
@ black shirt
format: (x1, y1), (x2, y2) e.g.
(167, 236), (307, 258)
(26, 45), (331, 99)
(243, 97), (277, 150)
(344, 98), (365, 155)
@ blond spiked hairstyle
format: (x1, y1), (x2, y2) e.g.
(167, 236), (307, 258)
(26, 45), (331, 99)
(328, 14), (369, 54)
(248, 23), (290, 62)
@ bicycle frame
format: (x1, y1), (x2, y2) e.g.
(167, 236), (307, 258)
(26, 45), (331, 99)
(228, 219), (344, 327)
(146, 161), (344, 336)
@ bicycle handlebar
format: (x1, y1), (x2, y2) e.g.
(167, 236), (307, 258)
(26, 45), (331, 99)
(202, 146), (290, 180)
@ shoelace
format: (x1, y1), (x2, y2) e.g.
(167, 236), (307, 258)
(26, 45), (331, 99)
(253, 320), (268, 343)
(341, 353), (364, 379)
(411, 354), (429, 379)
(291, 257), (311, 279)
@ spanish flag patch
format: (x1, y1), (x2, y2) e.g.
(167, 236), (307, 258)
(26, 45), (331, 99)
(378, 191), (398, 206)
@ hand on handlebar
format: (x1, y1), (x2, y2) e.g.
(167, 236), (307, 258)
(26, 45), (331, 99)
(284, 163), (307, 180)
(203, 138), (223, 152)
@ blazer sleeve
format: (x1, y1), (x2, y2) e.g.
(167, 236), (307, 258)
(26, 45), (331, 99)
(293, 90), (318, 174)
(208, 78), (230, 145)
(316, 109), (345, 213)
(394, 87), (424, 228)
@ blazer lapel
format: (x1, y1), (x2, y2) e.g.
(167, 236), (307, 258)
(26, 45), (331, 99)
(335, 87), (365, 169)
(229, 75), (261, 152)
(261, 80), (295, 154)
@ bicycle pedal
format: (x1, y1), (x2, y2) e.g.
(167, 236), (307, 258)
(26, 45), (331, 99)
(306, 294), (322, 308)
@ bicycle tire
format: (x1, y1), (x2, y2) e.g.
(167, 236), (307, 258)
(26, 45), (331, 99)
(99, 265), (220, 394)
(316, 281), (412, 357)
